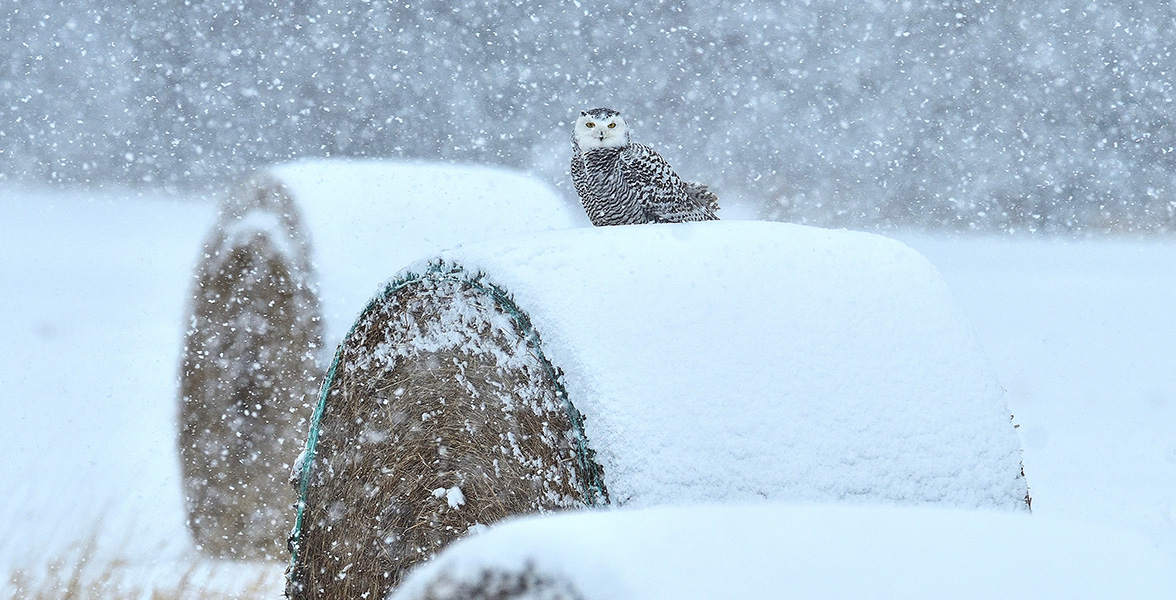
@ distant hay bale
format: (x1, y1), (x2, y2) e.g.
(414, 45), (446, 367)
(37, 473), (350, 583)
(288, 221), (1030, 599)
(179, 160), (582, 560)
(286, 267), (606, 599)
(180, 174), (322, 559)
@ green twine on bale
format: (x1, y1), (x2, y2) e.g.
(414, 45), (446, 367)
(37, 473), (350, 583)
(287, 261), (607, 571)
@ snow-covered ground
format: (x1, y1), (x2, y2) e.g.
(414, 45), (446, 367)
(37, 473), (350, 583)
(899, 233), (1176, 554)
(0, 189), (279, 595)
(0, 183), (1173, 596)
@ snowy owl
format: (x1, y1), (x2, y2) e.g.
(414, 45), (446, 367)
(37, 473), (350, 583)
(571, 108), (719, 226)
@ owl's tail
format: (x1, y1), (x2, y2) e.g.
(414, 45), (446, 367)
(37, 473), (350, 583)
(686, 182), (720, 216)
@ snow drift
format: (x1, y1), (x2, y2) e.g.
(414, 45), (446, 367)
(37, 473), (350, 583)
(178, 160), (581, 558)
(288, 221), (1029, 599)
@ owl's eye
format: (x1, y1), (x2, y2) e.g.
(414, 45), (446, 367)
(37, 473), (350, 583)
(585, 122), (595, 128)
(607, 122), (617, 129)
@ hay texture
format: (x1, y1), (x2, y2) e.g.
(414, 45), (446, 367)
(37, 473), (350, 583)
(179, 160), (580, 560)
(287, 221), (1030, 599)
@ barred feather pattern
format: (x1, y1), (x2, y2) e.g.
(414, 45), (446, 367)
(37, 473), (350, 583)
(571, 139), (719, 227)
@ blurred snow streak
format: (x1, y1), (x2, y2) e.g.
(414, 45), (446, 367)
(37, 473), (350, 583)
(2, 1), (1175, 232)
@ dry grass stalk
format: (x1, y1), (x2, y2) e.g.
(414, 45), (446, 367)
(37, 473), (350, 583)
(179, 177), (323, 560)
(287, 269), (606, 600)
(4, 534), (283, 600)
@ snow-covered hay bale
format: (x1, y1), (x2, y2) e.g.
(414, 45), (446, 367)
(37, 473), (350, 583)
(179, 160), (580, 560)
(285, 271), (606, 599)
(286, 221), (1029, 599)
(180, 178), (321, 559)
(391, 504), (1176, 600)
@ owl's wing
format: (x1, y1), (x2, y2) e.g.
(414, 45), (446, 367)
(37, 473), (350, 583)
(621, 144), (717, 223)
(570, 143), (590, 203)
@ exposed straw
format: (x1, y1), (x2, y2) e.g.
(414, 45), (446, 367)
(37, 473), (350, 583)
(409, 564), (584, 600)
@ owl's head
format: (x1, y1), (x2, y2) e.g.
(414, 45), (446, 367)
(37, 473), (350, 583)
(574, 108), (629, 149)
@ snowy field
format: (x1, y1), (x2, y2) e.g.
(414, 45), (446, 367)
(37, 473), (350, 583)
(1, 184), (1174, 596)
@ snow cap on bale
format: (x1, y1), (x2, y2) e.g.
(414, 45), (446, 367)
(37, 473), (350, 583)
(390, 504), (1176, 600)
(287, 221), (1028, 599)
(264, 159), (583, 340)
(179, 160), (581, 559)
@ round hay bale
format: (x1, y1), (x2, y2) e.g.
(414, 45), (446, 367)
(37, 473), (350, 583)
(180, 175), (323, 559)
(179, 160), (582, 560)
(288, 220), (1030, 598)
(286, 267), (606, 599)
